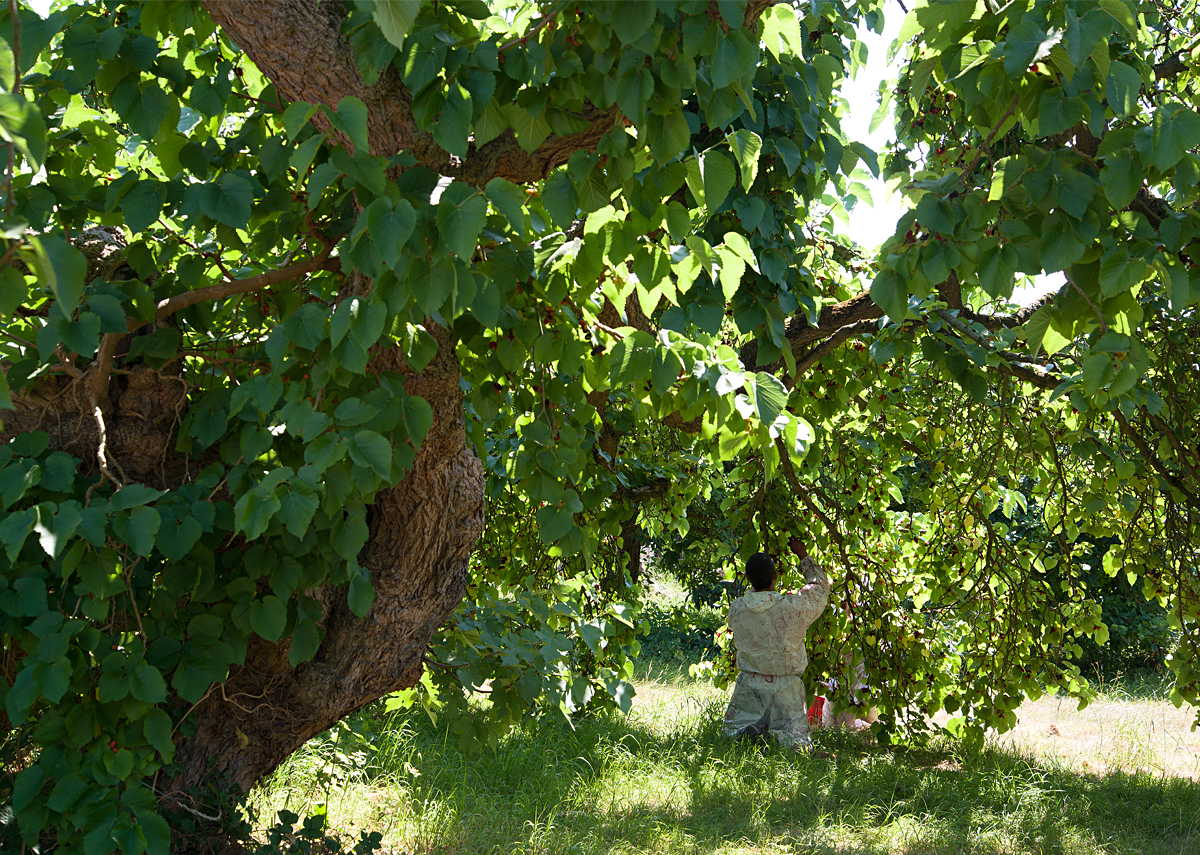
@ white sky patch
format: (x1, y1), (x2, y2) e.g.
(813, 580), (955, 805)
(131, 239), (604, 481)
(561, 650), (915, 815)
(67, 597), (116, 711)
(838, 4), (1060, 308)
(836, 6), (905, 253)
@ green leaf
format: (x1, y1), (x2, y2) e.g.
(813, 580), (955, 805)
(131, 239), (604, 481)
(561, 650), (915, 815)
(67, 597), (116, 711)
(404, 396), (434, 447)
(114, 506), (161, 557)
(1106, 60), (1141, 117)
(372, 0), (421, 50)
(112, 483), (166, 509)
(348, 430), (393, 479)
(142, 706), (174, 763)
(979, 243), (1018, 298)
(350, 297), (388, 350)
(726, 128), (762, 188)
(1098, 0), (1136, 35)
(753, 372), (788, 426)
(773, 137), (802, 176)
(279, 481), (320, 539)
(615, 66), (653, 121)
(685, 150), (736, 211)
(138, 813), (171, 855)
(1037, 90), (1084, 137)
(367, 198), (416, 268)
(12, 766), (46, 814)
(536, 502), (576, 543)
(130, 663), (168, 703)
(646, 108), (691, 163)
(541, 171), (577, 228)
(113, 183), (162, 241)
(1138, 105), (1200, 172)
(28, 233), (86, 313)
(870, 269), (908, 321)
(250, 595), (288, 642)
(501, 103), (551, 152)
(196, 172), (255, 229)
(235, 488), (281, 541)
(157, 516), (202, 563)
(473, 97), (508, 147)
(715, 246), (746, 300)
(1100, 151), (1142, 208)
(433, 82), (472, 158)
(330, 510), (369, 560)
(0, 507), (31, 561)
(1003, 21), (1060, 78)
(289, 617), (323, 667)
(111, 82), (171, 139)
(283, 101), (320, 142)
(48, 773), (87, 813)
(611, 0), (656, 45)
(1057, 170), (1095, 219)
(712, 30), (757, 89)
(328, 95), (370, 152)
(485, 177), (527, 237)
(437, 182), (487, 259)
(347, 566), (375, 617)
(0, 91), (46, 168)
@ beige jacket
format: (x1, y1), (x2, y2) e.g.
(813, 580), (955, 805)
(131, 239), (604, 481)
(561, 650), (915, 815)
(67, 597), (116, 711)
(728, 556), (830, 677)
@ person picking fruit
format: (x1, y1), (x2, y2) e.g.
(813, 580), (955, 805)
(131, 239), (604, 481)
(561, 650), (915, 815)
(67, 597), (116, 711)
(722, 536), (831, 749)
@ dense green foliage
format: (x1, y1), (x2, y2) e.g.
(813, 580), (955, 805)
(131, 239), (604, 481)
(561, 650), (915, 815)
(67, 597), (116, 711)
(0, 0), (1199, 851)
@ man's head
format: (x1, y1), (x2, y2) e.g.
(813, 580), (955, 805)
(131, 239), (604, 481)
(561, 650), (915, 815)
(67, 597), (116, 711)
(746, 552), (776, 592)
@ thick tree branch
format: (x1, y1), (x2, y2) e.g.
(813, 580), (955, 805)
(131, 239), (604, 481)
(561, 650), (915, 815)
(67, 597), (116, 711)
(127, 248), (340, 335)
(740, 290), (885, 371)
(204, 0), (775, 187)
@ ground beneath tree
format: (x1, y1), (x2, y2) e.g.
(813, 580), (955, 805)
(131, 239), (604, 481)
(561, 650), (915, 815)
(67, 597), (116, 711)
(249, 664), (1200, 855)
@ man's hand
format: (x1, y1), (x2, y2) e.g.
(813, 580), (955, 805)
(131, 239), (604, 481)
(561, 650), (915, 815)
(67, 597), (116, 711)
(788, 536), (808, 559)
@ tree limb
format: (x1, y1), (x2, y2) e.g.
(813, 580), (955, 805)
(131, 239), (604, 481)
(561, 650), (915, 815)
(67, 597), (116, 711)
(127, 248), (340, 335)
(1114, 410), (1200, 510)
(204, 0), (778, 188)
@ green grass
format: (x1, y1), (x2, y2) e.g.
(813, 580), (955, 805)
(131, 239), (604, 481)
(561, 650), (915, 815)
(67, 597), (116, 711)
(251, 661), (1200, 855)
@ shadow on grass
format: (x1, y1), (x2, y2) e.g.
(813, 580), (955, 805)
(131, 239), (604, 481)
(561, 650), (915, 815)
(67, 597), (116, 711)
(262, 683), (1200, 855)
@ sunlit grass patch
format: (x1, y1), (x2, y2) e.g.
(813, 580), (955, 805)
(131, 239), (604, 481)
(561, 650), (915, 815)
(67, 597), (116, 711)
(251, 664), (1200, 855)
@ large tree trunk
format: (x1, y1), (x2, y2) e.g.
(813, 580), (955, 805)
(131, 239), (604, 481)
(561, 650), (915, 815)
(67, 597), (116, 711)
(166, 326), (484, 797)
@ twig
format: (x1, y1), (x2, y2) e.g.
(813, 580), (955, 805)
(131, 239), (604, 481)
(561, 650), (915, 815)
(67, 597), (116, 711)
(592, 319), (627, 340)
(219, 682), (272, 715)
(958, 94), (1019, 186)
(170, 682), (216, 739)
(774, 436), (851, 573)
(123, 558), (148, 640)
(498, 3), (566, 53)
(90, 395), (126, 489)
(423, 654), (467, 670)
(792, 319), (878, 386)
(1067, 274), (1107, 333)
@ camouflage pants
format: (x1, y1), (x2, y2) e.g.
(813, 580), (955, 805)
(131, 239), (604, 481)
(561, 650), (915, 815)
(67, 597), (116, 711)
(722, 671), (811, 748)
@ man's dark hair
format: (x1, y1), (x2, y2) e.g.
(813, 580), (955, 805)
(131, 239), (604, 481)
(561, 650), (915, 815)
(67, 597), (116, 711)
(745, 552), (776, 591)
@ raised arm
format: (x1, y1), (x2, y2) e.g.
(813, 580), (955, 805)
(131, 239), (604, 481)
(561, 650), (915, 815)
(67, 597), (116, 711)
(787, 537), (830, 624)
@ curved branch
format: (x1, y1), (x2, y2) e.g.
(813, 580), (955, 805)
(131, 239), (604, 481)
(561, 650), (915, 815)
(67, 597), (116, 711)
(128, 248), (340, 334)
(1114, 410), (1200, 510)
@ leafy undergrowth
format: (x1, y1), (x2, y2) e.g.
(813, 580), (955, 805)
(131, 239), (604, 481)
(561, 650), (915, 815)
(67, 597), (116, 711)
(249, 661), (1200, 855)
